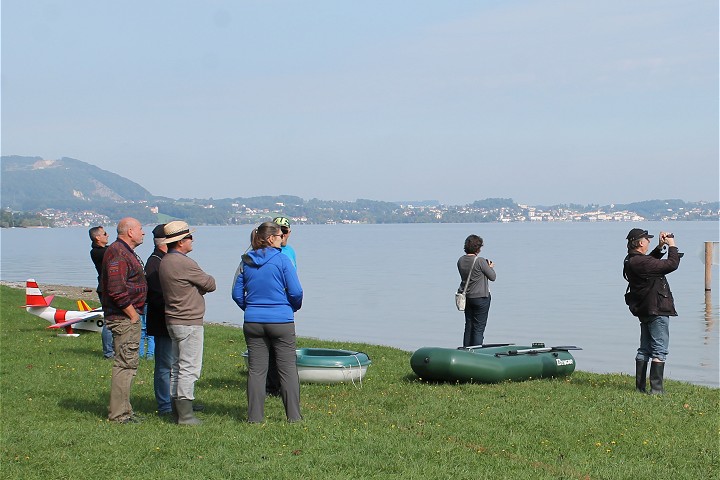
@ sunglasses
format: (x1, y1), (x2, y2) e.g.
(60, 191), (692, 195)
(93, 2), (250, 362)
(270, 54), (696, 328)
(184, 235), (193, 241)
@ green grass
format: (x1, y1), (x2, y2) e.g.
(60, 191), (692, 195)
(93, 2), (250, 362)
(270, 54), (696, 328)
(1, 285), (717, 479)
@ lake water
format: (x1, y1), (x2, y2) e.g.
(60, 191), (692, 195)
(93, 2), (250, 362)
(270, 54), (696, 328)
(1, 221), (718, 387)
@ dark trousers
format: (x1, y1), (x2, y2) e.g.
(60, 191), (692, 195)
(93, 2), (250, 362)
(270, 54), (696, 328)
(243, 322), (301, 422)
(463, 295), (491, 347)
(266, 350), (281, 395)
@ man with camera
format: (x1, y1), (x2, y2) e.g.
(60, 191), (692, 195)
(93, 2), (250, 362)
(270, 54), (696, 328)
(623, 229), (681, 395)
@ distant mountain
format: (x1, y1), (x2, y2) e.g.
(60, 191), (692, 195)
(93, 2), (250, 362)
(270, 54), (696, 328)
(1, 155), (717, 227)
(1, 156), (154, 211)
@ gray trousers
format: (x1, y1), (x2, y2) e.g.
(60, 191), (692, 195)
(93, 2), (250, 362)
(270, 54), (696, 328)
(243, 322), (301, 422)
(167, 324), (204, 401)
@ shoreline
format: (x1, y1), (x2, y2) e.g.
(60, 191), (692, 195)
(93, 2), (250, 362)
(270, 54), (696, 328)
(2, 280), (246, 331)
(1, 280), (99, 302)
(5, 280), (718, 388)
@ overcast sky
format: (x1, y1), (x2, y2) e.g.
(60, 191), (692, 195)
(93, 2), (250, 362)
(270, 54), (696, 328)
(2, 1), (717, 206)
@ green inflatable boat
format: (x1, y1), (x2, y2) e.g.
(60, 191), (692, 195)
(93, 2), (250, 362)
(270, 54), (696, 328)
(410, 343), (580, 383)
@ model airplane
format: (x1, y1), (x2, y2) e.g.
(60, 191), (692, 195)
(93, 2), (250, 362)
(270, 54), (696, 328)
(24, 279), (104, 337)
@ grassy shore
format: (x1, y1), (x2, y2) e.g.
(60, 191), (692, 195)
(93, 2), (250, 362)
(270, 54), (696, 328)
(1, 285), (717, 479)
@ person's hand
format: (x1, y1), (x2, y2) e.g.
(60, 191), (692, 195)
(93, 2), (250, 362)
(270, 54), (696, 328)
(660, 232), (676, 248)
(488, 260), (494, 268)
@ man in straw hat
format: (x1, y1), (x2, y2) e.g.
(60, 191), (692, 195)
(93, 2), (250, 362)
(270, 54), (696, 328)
(623, 228), (681, 395)
(158, 221), (216, 425)
(100, 217), (147, 423)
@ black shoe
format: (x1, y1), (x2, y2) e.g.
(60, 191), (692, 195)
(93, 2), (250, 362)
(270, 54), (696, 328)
(116, 416), (142, 424)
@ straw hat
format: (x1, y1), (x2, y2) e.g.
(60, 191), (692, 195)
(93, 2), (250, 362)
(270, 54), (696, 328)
(161, 221), (195, 244)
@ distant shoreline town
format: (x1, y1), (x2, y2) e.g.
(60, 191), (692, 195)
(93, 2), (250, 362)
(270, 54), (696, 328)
(3, 197), (718, 228)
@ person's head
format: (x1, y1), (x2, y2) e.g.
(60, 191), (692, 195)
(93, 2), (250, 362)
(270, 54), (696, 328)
(626, 228), (653, 254)
(116, 218), (144, 249)
(152, 224), (168, 252)
(273, 217), (291, 247)
(464, 235), (483, 255)
(251, 221), (283, 250)
(162, 221), (195, 253)
(89, 226), (108, 247)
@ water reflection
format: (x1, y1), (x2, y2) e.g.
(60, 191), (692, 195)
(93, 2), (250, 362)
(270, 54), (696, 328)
(704, 291), (716, 344)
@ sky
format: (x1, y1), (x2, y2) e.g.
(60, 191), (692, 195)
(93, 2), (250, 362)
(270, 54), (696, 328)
(2, 1), (718, 206)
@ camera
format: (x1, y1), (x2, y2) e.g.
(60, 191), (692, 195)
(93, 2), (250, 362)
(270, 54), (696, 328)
(666, 233), (674, 238)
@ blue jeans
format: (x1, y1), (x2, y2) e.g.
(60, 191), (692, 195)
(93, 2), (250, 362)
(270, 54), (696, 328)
(153, 335), (174, 413)
(636, 315), (670, 362)
(463, 295), (491, 347)
(167, 324), (204, 401)
(102, 323), (114, 358)
(139, 314), (155, 358)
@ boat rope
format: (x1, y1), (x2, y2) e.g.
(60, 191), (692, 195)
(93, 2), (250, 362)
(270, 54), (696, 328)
(342, 353), (365, 389)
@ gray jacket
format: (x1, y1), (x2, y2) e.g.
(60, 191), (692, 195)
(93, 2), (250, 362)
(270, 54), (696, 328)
(159, 250), (216, 325)
(457, 254), (496, 298)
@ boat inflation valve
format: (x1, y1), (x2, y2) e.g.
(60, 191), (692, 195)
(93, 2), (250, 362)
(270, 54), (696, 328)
(424, 357), (430, 364)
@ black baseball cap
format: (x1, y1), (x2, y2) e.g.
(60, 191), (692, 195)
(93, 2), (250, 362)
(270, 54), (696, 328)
(152, 224), (167, 239)
(626, 228), (653, 242)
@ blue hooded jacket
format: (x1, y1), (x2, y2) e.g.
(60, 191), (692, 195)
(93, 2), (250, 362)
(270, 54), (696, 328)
(232, 247), (303, 323)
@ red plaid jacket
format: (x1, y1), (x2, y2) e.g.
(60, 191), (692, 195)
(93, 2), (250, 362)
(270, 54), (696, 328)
(100, 239), (147, 319)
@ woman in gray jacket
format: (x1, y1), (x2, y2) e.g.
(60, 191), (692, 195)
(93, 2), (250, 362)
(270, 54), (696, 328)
(457, 235), (496, 347)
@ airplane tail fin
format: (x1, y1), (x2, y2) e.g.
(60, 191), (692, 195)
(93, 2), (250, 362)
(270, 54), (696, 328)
(25, 279), (53, 307)
(77, 300), (92, 311)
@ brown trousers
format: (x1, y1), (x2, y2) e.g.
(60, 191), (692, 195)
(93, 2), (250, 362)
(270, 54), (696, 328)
(106, 318), (141, 421)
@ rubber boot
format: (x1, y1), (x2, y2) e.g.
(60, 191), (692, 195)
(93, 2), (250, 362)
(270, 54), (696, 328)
(649, 362), (665, 395)
(635, 360), (649, 393)
(176, 399), (202, 425)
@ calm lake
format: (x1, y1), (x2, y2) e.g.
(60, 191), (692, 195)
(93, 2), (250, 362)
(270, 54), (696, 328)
(2, 221), (718, 387)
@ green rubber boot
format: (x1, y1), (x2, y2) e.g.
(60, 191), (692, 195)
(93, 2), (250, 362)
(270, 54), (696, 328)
(176, 399), (202, 425)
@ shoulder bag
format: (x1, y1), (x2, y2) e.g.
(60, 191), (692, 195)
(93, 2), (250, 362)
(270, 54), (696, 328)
(455, 254), (480, 311)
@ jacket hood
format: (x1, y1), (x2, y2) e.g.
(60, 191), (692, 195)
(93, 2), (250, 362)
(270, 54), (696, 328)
(243, 247), (282, 267)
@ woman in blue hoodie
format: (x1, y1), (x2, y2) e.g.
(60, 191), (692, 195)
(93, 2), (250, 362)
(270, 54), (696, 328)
(232, 221), (303, 422)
